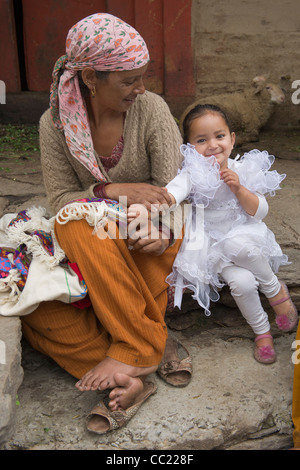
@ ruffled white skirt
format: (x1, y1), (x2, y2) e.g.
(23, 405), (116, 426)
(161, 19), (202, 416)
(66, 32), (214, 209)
(166, 146), (289, 314)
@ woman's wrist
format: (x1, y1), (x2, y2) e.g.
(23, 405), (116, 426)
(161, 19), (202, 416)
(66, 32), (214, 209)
(105, 183), (129, 205)
(94, 182), (112, 199)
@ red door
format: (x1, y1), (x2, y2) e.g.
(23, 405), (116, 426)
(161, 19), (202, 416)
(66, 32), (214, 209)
(1, 0), (194, 97)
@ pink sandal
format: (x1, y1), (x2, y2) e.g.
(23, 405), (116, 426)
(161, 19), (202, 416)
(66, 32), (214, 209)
(269, 281), (298, 332)
(254, 334), (276, 364)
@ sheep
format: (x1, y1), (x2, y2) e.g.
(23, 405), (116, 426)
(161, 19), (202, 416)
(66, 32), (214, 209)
(180, 76), (286, 146)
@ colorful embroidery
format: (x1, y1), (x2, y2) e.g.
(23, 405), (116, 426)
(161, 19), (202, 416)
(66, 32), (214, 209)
(0, 208), (85, 308)
(8, 210), (31, 227)
(31, 230), (55, 257)
(0, 245), (30, 292)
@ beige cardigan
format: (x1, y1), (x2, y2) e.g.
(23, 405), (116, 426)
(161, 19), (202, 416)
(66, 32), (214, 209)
(40, 91), (184, 236)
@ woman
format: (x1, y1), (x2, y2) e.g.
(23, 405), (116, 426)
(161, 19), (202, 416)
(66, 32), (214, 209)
(21, 13), (191, 433)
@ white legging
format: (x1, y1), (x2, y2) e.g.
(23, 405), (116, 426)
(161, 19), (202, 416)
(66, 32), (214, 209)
(220, 244), (281, 335)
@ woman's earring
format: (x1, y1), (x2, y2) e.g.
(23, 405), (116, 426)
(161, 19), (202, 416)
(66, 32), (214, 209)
(91, 87), (96, 98)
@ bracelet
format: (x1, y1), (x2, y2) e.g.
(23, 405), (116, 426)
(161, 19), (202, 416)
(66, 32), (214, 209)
(94, 182), (111, 199)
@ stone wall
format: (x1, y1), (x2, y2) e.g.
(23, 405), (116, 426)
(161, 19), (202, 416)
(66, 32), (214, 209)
(190, 0), (300, 130)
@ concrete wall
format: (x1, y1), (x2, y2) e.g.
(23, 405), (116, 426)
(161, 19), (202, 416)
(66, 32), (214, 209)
(190, 0), (300, 129)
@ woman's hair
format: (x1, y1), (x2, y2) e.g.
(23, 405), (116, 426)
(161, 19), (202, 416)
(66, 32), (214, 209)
(77, 70), (110, 98)
(57, 69), (110, 98)
(182, 103), (232, 144)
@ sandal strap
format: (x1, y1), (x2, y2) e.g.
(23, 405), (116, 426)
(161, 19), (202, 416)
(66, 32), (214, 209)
(255, 333), (273, 342)
(158, 356), (192, 375)
(86, 381), (157, 433)
(269, 296), (290, 307)
(157, 335), (192, 386)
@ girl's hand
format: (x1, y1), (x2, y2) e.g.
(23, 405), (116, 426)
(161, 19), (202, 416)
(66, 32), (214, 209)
(220, 168), (241, 194)
(127, 203), (148, 223)
(221, 168), (259, 216)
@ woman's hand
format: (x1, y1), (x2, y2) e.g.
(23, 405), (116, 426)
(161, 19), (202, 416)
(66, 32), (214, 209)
(127, 217), (170, 255)
(105, 182), (173, 210)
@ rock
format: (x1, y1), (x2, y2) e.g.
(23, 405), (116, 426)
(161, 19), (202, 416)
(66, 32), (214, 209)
(0, 197), (8, 214)
(0, 317), (23, 445)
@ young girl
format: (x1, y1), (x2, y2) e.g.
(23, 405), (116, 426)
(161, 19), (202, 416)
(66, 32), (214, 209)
(128, 104), (298, 364)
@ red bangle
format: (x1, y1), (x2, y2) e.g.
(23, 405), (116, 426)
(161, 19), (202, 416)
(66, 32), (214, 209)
(94, 182), (111, 199)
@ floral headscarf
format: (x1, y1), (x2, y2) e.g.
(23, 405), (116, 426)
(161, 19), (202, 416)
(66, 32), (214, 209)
(50, 13), (149, 182)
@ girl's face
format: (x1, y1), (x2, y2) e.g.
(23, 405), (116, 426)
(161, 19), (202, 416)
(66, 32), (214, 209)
(188, 112), (235, 169)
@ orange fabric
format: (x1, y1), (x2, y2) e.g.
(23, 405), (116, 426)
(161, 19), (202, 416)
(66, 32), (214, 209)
(22, 218), (182, 379)
(293, 320), (300, 447)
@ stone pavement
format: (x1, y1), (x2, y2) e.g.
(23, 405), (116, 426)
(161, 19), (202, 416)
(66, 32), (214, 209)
(0, 131), (299, 450)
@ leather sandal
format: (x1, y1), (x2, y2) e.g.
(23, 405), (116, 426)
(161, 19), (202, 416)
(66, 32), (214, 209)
(253, 333), (276, 364)
(86, 381), (157, 434)
(269, 281), (298, 332)
(157, 336), (192, 387)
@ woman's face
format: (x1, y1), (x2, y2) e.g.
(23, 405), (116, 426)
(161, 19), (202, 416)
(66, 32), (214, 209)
(94, 64), (148, 112)
(188, 112), (235, 169)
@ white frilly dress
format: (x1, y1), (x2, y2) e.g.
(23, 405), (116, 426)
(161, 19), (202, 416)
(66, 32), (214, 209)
(165, 144), (288, 315)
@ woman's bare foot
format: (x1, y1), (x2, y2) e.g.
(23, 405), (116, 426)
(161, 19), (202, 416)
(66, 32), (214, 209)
(75, 356), (157, 392)
(108, 373), (144, 411)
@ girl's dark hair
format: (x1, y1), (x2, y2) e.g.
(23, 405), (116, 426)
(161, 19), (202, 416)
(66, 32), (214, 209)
(182, 103), (232, 144)
(77, 70), (110, 98)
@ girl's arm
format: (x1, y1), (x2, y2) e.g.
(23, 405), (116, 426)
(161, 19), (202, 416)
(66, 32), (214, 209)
(165, 170), (192, 206)
(234, 186), (259, 216)
(220, 168), (259, 216)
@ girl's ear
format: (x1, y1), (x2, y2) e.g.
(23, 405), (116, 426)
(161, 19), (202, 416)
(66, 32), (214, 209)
(231, 131), (236, 148)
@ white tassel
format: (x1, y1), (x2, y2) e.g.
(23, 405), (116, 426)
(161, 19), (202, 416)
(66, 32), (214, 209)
(0, 261), (23, 305)
(6, 206), (65, 268)
(56, 201), (109, 233)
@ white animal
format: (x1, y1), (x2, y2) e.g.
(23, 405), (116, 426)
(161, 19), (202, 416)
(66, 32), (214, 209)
(180, 76), (286, 146)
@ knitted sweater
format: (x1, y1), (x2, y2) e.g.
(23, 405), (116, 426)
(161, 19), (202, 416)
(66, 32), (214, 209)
(39, 91), (184, 236)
